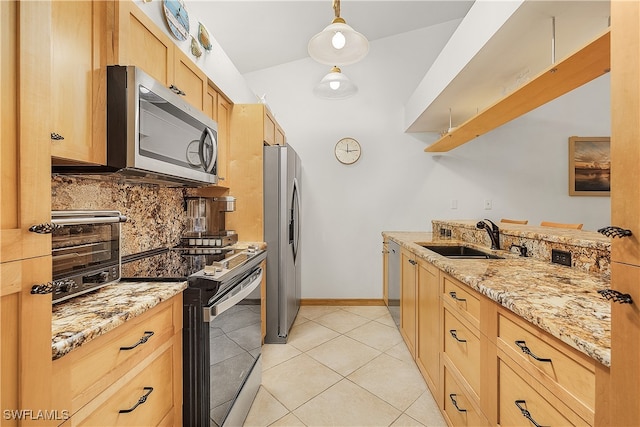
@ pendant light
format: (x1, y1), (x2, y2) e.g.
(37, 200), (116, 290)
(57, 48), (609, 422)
(308, 0), (369, 66)
(313, 66), (358, 99)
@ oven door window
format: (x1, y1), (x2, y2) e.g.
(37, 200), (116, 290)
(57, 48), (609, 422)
(52, 223), (119, 279)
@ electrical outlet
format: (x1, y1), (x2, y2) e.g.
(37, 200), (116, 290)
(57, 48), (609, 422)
(484, 199), (492, 210)
(551, 249), (572, 266)
(451, 199), (458, 209)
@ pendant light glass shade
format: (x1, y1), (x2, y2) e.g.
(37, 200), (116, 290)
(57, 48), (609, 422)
(313, 66), (358, 99)
(308, 0), (369, 66)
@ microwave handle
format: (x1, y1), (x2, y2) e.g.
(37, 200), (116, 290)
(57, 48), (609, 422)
(199, 127), (217, 174)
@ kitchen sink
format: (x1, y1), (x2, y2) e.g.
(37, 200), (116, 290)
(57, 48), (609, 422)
(418, 244), (504, 259)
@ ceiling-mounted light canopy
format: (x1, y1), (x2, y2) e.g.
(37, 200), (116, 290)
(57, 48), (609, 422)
(313, 66), (358, 99)
(308, 0), (369, 66)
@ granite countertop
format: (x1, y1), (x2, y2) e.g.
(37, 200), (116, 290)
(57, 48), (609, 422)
(383, 231), (611, 367)
(52, 281), (187, 360)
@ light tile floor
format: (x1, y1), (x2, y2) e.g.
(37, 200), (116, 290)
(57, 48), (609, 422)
(244, 306), (447, 427)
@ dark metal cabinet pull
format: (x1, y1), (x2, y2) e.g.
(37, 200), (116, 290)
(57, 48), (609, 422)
(408, 259), (417, 265)
(119, 387), (153, 413)
(449, 394), (467, 412)
(28, 223), (63, 234)
(169, 84), (186, 96)
(598, 289), (633, 304)
(449, 330), (467, 343)
(120, 331), (154, 351)
(31, 279), (76, 295)
(50, 132), (65, 140)
(597, 226), (632, 238)
(449, 291), (466, 302)
(515, 340), (552, 363)
(515, 400), (547, 427)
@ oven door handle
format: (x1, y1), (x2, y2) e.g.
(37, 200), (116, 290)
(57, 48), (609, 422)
(203, 268), (263, 322)
(51, 215), (128, 226)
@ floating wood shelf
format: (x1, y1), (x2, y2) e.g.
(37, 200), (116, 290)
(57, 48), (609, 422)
(425, 29), (610, 153)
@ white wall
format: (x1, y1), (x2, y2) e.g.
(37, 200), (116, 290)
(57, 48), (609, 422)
(243, 23), (611, 300)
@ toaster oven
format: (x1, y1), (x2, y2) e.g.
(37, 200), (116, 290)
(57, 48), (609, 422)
(50, 210), (127, 303)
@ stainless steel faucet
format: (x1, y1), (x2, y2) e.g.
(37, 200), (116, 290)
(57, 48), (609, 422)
(476, 219), (500, 250)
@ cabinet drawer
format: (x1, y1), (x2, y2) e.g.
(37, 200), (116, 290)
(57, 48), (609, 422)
(78, 345), (175, 426)
(443, 305), (480, 396)
(442, 276), (480, 328)
(498, 311), (595, 413)
(443, 364), (488, 427)
(70, 302), (175, 407)
(499, 359), (585, 426)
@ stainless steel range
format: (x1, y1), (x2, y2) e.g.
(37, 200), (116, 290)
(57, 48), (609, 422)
(120, 245), (267, 427)
(183, 247), (266, 427)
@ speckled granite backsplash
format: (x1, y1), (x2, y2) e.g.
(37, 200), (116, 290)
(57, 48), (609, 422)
(51, 176), (186, 256)
(433, 220), (611, 277)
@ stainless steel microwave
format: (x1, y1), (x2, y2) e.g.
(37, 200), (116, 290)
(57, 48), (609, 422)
(53, 65), (218, 187)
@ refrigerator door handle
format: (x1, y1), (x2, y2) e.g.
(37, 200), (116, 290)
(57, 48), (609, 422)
(291, 177), (301, 262)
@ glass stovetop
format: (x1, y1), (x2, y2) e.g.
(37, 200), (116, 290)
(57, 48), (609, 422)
(120, 247), (245, 281)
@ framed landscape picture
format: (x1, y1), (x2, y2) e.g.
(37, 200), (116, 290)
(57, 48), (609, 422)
(569, 136), (610, 196)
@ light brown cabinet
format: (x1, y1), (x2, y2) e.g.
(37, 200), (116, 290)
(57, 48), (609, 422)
(52, 295), (183, 426)
(392, 241), (600, 427)
(50, 0), (210, 165)
(498, 359), (579, 427)
(50, 0), (108, 165)
(113, 1), (207, 112)
(216, 93), (232, 187)
(609, 2), (640, 425)
(497, 308), (595, 425)
(261, 105), (287, 146)
(442, 364), (489, 427)
(415, 258), (439, 395)
(1, 1), (55, 422)
(226, 104), (288, 240)
(400, 248), (418, 357)
(398, 248), (440, 396)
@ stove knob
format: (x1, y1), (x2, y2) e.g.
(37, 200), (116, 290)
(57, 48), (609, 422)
(56, 279), (78, 293)
(247, 245), (258, 253)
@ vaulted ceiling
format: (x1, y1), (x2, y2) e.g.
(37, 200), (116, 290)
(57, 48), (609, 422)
(186, 1), (475, 74)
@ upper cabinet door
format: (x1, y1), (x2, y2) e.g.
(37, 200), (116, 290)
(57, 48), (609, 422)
(216, 94), (232, 187)
(263, 108), (276, 146)
(51, 0), (108, 165)
(1, 1), (54, 418)
(174, 48), (207, 112)
(1, 0), (52, 263)
(611, 0), (640, 266)
(114, 0), (175, 86)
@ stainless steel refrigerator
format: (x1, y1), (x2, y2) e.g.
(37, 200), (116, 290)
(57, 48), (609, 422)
(264, 145), (301, 343)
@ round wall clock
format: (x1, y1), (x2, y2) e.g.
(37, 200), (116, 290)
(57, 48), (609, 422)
(163, 0), (190, 41)
(334, 137), (361, 165)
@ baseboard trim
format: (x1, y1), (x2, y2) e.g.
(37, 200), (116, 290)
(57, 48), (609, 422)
(300, 299), (385, 306)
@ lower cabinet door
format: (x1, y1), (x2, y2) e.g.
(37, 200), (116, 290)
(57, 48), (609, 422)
(443, 305), (480, 396)
(443, 364), (488, 427)
(499, 358), (584, 426)
(78, 345), (175, 426)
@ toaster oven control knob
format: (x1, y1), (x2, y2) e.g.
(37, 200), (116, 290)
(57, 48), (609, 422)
(83, 272), (109, 284)
(56, 279), (78, 293)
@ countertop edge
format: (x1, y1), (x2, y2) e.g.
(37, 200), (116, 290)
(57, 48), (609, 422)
(51, 281), (187, 360)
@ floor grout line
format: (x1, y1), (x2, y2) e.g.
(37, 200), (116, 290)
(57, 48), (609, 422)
(245, 306), (445, 427)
